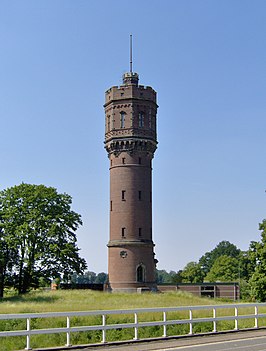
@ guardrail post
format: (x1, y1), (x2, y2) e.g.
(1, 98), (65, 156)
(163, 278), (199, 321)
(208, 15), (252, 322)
(102, 314), (106, 343)
(162, 311), (167, 337)
(66, 316), (71, 347)
(234, 307), (238, 330)
(254, 305), (258, 328)
(213, 308), (217, 332)
(134, 313), (138, 340)
(189, 310), (193, 335)
(25, 317), (31, 350)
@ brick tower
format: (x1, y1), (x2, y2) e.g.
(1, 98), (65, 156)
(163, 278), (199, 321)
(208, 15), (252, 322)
(104, 53), (158, 292)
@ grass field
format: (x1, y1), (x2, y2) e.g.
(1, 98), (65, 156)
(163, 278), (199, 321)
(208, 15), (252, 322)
(0, 290), (263, 351)
(0, 289), (214, 314)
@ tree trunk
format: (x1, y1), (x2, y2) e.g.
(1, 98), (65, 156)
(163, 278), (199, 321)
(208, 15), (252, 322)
(21, 268), (31, 294)
(0, 273), (4, 298)
(18, 255), (24, 294)
(0, 262), (6, 298)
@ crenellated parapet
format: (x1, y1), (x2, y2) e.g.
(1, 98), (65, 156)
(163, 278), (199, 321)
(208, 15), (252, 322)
(104, 84), (157, 105)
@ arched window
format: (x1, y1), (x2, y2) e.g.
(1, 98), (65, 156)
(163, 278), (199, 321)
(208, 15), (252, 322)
(138, 112), (144, 128)
(120, 111), (126, 128)
(137, 264), (145, 283)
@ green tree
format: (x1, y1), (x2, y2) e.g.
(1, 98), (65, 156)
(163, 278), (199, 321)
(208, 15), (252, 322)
(95, 272), (108, 284)
(156, 269), (183, 284)
(205, 255), (239, 282)
(156, 270), (171, 284)
(181, 262), (204, 283)
(0, 183), (87, 295)
(0, 226), (7, 297)
(76, 271), (97, 284)
(249, 220), (266, 301)
(169, 270), (183, 284)
(199, 240), (241, 275)
(0, 221), (19, 297)
(246, 241), (259, 279)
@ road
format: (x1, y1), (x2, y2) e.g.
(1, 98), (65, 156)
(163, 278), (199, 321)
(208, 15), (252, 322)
(77, 330), (266, 351)
(150, 336), (266, 350)
(37, 330), (266, 351)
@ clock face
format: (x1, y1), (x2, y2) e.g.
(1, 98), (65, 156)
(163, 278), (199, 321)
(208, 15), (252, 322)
(120, 250), (127, 258)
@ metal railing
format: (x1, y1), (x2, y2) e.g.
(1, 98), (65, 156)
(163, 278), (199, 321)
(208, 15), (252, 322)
(1, 303), (266, 350)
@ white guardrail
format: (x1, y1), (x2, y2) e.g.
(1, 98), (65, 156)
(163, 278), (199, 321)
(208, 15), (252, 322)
(1, 303), (266, 350)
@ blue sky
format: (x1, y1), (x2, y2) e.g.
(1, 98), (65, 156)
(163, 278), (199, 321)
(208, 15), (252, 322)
(1, 0), (266, 273)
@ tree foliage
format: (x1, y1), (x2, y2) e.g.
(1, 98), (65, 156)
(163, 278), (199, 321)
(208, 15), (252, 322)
(181, 262), (204, 283)
(71, 271), (108, 285)
(0, 223), (17, 297)
(95, 272), (108, 284)
(76, 271), (97, 284)
(249, 220), (266, 301)
(0, 183), (87, 296)
(205, 255), (239, 282)
(156, 269), (182, 284)
(199, 240), (241, 275)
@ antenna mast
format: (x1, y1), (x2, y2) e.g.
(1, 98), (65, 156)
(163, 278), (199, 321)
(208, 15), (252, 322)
(130, 34), (133, 73)
(123, 34), (138, 85)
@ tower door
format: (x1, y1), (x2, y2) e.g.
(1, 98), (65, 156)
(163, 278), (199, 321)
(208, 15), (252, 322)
(137, 265), (145, 283)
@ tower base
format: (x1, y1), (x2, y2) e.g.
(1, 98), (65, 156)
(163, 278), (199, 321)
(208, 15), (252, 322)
(109, 282), (158, 293)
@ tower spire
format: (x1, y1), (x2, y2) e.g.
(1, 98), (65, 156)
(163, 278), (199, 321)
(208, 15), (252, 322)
(123, 34), (139, 85)
(130, 34), (133, 73)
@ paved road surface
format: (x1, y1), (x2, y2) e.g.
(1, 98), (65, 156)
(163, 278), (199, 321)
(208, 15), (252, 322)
(38, 329), (266, 351)
(82, 330), (266, 351)
(151, 336), (266, 350)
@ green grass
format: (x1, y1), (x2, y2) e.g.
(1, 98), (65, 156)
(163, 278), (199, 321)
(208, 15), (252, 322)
(0, 290), (264, 351)
(0, 289), (213, 314)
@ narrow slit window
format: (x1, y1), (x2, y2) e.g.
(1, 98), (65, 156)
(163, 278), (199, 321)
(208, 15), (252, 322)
(122, 157), (125, 164)
(138, 112), (144, 128)
(110, 201), (112, 211)
(122, 227), (126, 238)
(138, 191), (142, 201)
(139, 228), (142, 237)
(149, 110), (152, 128)
(139, 157), (142, 164)
(107, 115), (111, 132)
(122, 190), (126, 200)
(120, 112), (126, 128)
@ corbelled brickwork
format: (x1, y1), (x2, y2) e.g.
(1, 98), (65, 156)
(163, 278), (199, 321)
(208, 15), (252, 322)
(104, 71), (158, 292)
